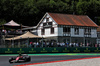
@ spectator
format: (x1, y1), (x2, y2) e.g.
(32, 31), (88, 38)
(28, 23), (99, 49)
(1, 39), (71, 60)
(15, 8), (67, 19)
(60, 42), (62, 47)
(19, 30), (22, 34)
(83, 43), (85, 47)
(43, 41), (46, 47)
(33, 42), (36, 48)
(62, 42), (65, 47)
(29, 41), (32, 47)
(69, 43), (72, 47)
(4, 30), (7, 35)
(8, 30), (11, 33)
(80, 43), (82, 47)
(66, 42), (69, 47)
(46, 42), (50, 47)
(73, 43), (76, 47)
(2, 29), (5, 34)
(99, 44), (100, 47)
(76, 43), (79, 47)
(53, 42), (57, 47)
(36, 42), (39, 47)
(87, 43), (89, 47)
(95, 44), (97, 47)
(51, 42), (54, 47)
(57, 42), (60, 47)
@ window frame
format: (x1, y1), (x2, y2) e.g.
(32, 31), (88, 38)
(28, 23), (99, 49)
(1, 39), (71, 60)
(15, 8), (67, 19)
(51, 27), (54, 34)
(84, 28), (91, 35)
(41, 29), (45, 35)
(63, 27), (70, 34)
(46, 18), (49, 22)
(74, 28), (79, 35)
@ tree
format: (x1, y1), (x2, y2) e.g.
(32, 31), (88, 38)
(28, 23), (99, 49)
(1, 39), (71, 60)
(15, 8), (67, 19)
(76, 0), (100, 24)
(76, 1), (89, 15)
(0, 0), (100, 26)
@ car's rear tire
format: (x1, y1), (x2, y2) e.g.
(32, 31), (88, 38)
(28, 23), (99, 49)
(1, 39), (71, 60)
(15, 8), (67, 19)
(9, 58), (13, 63)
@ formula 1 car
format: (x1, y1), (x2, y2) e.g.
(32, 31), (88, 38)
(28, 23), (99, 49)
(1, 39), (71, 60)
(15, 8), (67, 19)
(9, 54), (31, 63)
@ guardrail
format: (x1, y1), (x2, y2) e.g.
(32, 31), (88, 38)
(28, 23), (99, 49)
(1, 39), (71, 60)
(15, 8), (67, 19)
(0, 47), (100, 54)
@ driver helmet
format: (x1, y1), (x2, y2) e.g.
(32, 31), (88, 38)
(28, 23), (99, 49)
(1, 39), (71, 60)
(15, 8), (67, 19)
(19, 53), (22, 56)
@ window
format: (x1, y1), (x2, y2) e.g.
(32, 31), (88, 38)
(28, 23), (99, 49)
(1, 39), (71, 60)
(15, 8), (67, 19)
(51, 28), (54, 34)
(43, 23), (46, 26)
(41, 29), (45, 35)
(74, 28), (79, 35)
(88, 28), (91, 34)
(84, 28), (87, 34)
(48, 22), (52, 26)
(43, 22), (52, 28)
(84, 28), (91, 35)
(63, 27), (70, 34)
(46, 18), (49, 22)
(63, 27), (67, 32)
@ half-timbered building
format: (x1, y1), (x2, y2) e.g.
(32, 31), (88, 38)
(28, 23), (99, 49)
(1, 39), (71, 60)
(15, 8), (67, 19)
(37, 12), (98, 44)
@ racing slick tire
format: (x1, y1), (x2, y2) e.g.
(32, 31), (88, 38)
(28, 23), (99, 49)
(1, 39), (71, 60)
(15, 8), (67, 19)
(23, 56), (31, 62)
(9, 58), (13, 63)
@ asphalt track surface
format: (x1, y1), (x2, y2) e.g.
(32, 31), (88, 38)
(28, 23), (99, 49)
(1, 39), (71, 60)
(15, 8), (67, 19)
(0, 54), (100, 66)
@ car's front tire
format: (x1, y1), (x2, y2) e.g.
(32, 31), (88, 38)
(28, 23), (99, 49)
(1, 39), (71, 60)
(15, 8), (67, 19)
(25, 56), (31, 62)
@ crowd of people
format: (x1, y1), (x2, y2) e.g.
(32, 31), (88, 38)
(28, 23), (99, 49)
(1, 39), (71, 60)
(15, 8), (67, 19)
(29, 41), (100, 48)
(0, 29), (99, 48)
(0, 29), (22, 35)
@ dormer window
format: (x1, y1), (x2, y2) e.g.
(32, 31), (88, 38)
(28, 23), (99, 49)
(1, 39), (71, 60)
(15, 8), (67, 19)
(48, 22), (52, 26)
(46, 18), (49, 22)
(43, 22), (52, 28)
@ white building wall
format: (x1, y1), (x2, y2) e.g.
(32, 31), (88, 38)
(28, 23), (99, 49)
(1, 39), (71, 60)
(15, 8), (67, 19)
(71, 28), (84, 37)
(42, 28), (58, 37)
(79, 28), (84, 37)
(45, 28), (50, 35)
(55, 28), (58, 36)
(58, 27), (63, 36)
(38, 28), (41, 36)
(49, 18), (52, 22)
(91, 29), (97, 38)
(38, 27), (58, 37)
(37, 13), (58, 37)
(71, 28), (74, 36)
(57, 27), (97, 38)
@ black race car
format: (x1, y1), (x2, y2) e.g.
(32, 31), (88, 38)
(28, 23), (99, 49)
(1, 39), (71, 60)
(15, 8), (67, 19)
(9, 54), (31, 63)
